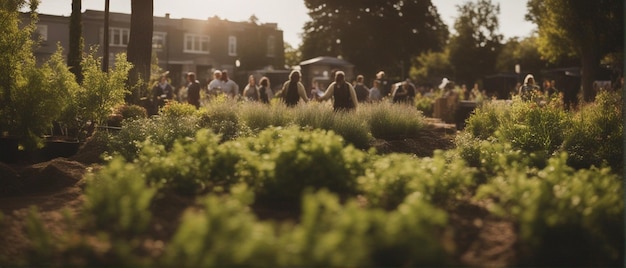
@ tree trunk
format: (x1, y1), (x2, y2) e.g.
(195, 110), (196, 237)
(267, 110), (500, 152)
(580, 40), (600, 103)
(126, 0), (154, 104)
(68, 0), (83, 83)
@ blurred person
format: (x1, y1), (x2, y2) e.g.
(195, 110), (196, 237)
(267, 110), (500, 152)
(354, 74), (370, 103)
(258, 76), (272, 104)
(279, 70), (309, 107)
(151, 74), (174, 113)
(207, 70), (223, 96)
(242, 74), (260, 101)
(369, 79), (382, 102)
(315, 71), (358, 111)
(392, 79), (416, 104)
(518, 74), (540, 101)
(186, 72), (201, 109)
(220, 70), (239, 98)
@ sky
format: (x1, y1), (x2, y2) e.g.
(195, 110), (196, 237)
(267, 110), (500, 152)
(32, 0), (536, 47)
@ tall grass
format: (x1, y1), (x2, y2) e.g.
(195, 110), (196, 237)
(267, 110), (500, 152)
(358, 102), (427, 140)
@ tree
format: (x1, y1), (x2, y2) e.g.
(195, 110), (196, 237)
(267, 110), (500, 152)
(126, 0), (153, 104)
(495, 36), (548, 76)
(284, 42), (302, 68)
(527, 0), (624, 102)
(67, 0), (83, 83)
(448, 0), (503, 87)
(301, 0), (448, 80)
(409, 49), (453, 88)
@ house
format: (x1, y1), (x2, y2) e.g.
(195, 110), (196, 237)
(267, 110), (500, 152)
(26, 10), (286, 89)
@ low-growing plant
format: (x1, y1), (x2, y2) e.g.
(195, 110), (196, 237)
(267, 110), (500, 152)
(83, 157), (157, 234)
(279, 190), (450, 267)
(474, 153), (623, 266)
(463, 100), (510, 140)
(358, 150), (475, 209)
(162, 192), (277, 267)
(245, 126), (369, 206)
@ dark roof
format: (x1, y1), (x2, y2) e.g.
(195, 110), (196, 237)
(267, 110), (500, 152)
(299, 56), (353, 66)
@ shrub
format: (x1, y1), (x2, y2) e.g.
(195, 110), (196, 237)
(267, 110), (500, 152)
(496, 97), (570, 159)
(358, 150), (475, 209)
(245, 126), (368, 206)
(83, 157), (157, 234)
(239, 101), (293, 133)
(463, 100), (509, 140)
(474, 153), (623, 266)
(562, 90), (623, 172)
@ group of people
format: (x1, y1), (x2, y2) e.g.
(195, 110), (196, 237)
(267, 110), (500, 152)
(518, 74), (560, 102)
(151, 68), (411, 113)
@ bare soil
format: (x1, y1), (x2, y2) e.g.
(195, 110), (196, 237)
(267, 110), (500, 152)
(0, 125), (518, 267)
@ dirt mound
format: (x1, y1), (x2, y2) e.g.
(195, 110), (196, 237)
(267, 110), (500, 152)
(0, 159), (86, 197)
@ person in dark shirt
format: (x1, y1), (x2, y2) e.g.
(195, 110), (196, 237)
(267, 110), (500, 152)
(315, 71), (358, 112)
(279, 70), (309, 107)
(186, 72), (201, 109)
(353, 74), (370, 103)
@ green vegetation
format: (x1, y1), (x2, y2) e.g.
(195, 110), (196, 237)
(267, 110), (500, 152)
(10, 89), (622, 266)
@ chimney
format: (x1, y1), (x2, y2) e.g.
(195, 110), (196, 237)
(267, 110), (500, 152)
(165, 13), (170, 19)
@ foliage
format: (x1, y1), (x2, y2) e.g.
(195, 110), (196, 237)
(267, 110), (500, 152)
(495, 36), (549, 75)
(358, 151), (475, 210)
(448, 0), (503, 86)
(163, 192), (277, 267)
(83, 157), (157, 234)
(279, 190), (450, 267)
(117, 104), (147, 121)
(243, 126), (368, 205)
(562, 90), (623, 172)
(474, 153), (623, 266)
(79, 48), (132, 126)
(301, 0), (448, 78)
(358, 101), (426, 140)
(0, 0), (62, 150)
(409, 49), (453, 87)
(526, 0), (624, 101)
(197, 99), (250, 142)
(495, 97), (570, 160)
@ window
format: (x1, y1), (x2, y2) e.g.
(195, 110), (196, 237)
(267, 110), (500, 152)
(267, 35), (275, 57)
(109, 27), (130, 47)
(153, 32), (166, 50)
(35, 24), (48, 42)
(184, 33), (210, 54)
(228, 36), (237, 56)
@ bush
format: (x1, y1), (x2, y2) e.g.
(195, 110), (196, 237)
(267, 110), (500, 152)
(562, 90), (623, 172)
(474, 153), (623, 266)
(358, 150), (475, 209)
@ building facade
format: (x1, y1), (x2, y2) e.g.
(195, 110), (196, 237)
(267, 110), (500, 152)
(28, 10), (286, 89)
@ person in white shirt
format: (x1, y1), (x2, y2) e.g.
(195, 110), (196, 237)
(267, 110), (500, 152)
(220, 70), (239, 98)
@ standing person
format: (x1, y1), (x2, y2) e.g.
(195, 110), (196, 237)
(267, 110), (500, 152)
(220, 70), (239, 99)
(258, 76), (272, 104)
(518, 74), (540, 101)
(279, 70), (309, 107)
(315, 71), (358, 112)
(353, 74), (370, 103)
(151, 74), (174, 114)
(369, 79), (382, 102)
(186, 72), (201, 109)
(242, 75), (260, 101)
(207, 70), (223, 96)
(376, 71), (392, 97)
(392, 79), (416, 104)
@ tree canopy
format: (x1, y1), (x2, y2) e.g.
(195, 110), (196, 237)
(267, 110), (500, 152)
(448, 0), (502, 87)
(300, 0), (448, 81)
(527, 0), (624, 101)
